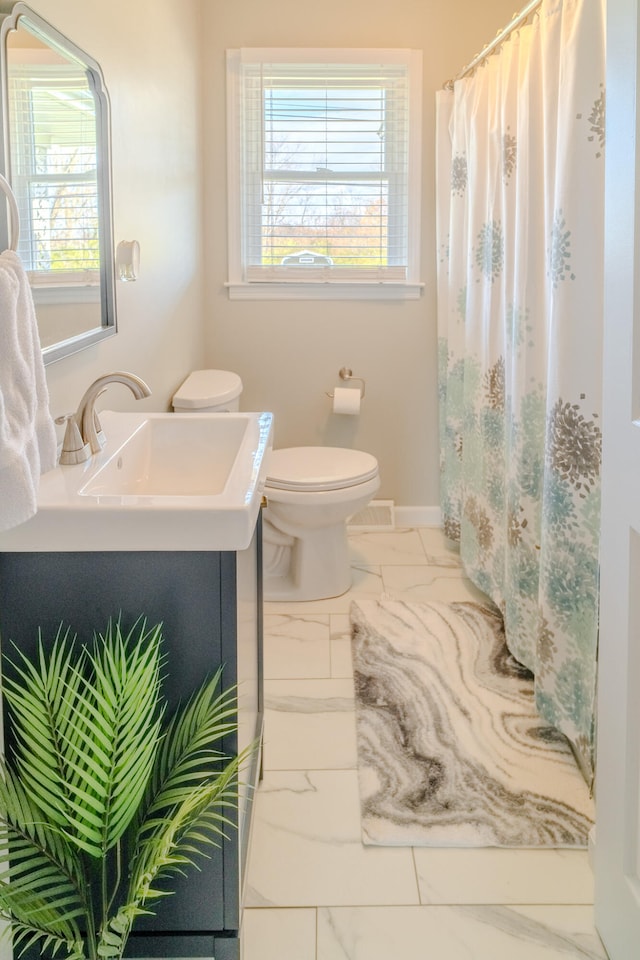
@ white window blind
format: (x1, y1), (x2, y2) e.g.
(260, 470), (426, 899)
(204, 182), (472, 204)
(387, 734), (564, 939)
(7, 62), (100, 286)
(227, 49), (422, 292)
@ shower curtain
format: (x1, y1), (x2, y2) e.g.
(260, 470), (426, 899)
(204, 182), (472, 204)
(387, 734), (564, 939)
(436, 0), (605, 780)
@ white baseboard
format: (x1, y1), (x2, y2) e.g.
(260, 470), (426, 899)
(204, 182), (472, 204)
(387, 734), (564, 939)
(394, 506), (442, 528)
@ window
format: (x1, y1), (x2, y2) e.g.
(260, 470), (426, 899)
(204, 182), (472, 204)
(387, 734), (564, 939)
(226, 49), (423, 299)
(7, 58), (100, 297)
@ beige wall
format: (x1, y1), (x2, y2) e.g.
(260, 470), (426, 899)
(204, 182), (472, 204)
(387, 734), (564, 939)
(203, 0), (515, 507)
(22, 0), (205, 433)
(14, 0), (520, 507)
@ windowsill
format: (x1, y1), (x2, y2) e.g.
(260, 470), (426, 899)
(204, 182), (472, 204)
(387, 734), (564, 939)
(32, 284), (101, 306)
(225, 281), (425, 301)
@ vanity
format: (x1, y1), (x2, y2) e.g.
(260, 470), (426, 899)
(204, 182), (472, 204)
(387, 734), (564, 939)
(0, 409), (274, 960)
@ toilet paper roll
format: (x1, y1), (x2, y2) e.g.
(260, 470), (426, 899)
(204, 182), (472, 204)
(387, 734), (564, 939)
(333, 386), (361, 415)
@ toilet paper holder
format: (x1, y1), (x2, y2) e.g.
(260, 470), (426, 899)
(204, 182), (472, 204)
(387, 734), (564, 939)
(326, 367), (366, 400)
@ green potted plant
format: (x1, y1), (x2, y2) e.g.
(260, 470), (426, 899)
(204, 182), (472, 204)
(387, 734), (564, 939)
(0, 617), (249, 960)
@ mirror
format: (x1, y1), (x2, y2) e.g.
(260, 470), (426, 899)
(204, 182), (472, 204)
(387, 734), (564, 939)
(0, 2), (116, 364)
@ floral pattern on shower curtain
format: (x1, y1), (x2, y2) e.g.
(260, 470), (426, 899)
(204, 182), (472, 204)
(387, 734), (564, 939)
(436, 0), (605, 779)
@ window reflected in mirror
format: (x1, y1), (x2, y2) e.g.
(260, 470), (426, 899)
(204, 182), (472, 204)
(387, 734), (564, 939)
(0, 4), (116, 363)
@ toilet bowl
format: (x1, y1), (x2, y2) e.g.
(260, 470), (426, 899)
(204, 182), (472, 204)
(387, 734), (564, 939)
(262, 446), (380, 601)
(172, 371), (380, 602)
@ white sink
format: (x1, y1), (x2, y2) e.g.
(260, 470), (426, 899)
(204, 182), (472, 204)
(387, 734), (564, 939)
(0, 410), (274, 552)
(80, 416), (252, 498)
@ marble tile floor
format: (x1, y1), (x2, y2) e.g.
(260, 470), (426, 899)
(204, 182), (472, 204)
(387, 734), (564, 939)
(242, 527), (608, 960)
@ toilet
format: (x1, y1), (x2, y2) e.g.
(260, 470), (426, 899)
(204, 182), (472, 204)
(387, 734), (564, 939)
(172, 370), (380, 602)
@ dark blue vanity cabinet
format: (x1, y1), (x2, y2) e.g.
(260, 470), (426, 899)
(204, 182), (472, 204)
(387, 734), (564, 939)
(0, 518), (263, 960)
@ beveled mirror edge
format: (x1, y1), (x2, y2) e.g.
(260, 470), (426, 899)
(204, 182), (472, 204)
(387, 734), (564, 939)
(0, 1), (117, 365)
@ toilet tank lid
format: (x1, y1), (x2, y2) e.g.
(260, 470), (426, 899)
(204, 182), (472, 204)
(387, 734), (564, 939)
(172, 369), (243, 409)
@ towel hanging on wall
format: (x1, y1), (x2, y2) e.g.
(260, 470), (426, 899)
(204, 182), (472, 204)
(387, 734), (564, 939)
(0, 172), (19, 252)
(0, 247), (57, 532)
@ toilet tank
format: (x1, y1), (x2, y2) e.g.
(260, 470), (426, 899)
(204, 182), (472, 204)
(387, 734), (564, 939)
(172, 369), (243, 413)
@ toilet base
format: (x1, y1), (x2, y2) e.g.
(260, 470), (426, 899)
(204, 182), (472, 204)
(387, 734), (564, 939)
(262, 515), (352, 602)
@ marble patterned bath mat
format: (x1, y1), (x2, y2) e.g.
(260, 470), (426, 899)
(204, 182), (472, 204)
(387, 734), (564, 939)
(350, 598), (595, 848)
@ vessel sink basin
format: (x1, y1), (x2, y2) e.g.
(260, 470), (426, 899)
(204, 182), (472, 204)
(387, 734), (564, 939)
(0, 410), (274, 553)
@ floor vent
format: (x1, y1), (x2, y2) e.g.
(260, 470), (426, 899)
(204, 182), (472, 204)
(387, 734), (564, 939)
(348, 499), (395, 531)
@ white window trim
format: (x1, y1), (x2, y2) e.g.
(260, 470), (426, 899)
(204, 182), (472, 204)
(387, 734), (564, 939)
(226, 48), (424, 301)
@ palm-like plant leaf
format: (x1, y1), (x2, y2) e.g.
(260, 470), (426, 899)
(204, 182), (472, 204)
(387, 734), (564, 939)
(10, 917), (85, 960)
(136, 669), (238, 826)
(58, 619), (164, 856)
(123, 672), (253, 918)
(125, 757), (242, 913)
(2, 628), (87, 829)
(0, 766), (86, 954)
(0, 768), (81, 884)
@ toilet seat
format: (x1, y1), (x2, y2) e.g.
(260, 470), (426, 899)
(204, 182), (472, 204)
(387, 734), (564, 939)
(266, 446), (378, 492)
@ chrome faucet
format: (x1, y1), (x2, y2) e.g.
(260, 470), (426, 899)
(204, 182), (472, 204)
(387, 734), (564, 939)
(58, 371), (152, 465)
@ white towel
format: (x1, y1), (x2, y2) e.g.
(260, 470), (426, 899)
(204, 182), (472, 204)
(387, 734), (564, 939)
(0, 249), (57, 532)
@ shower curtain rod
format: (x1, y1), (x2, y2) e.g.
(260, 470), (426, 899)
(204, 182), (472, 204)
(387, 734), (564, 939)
(444, 0), (542, 88)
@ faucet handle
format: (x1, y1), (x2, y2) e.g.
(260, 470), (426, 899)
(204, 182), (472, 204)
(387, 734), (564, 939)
(55, 414), (91, 465)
